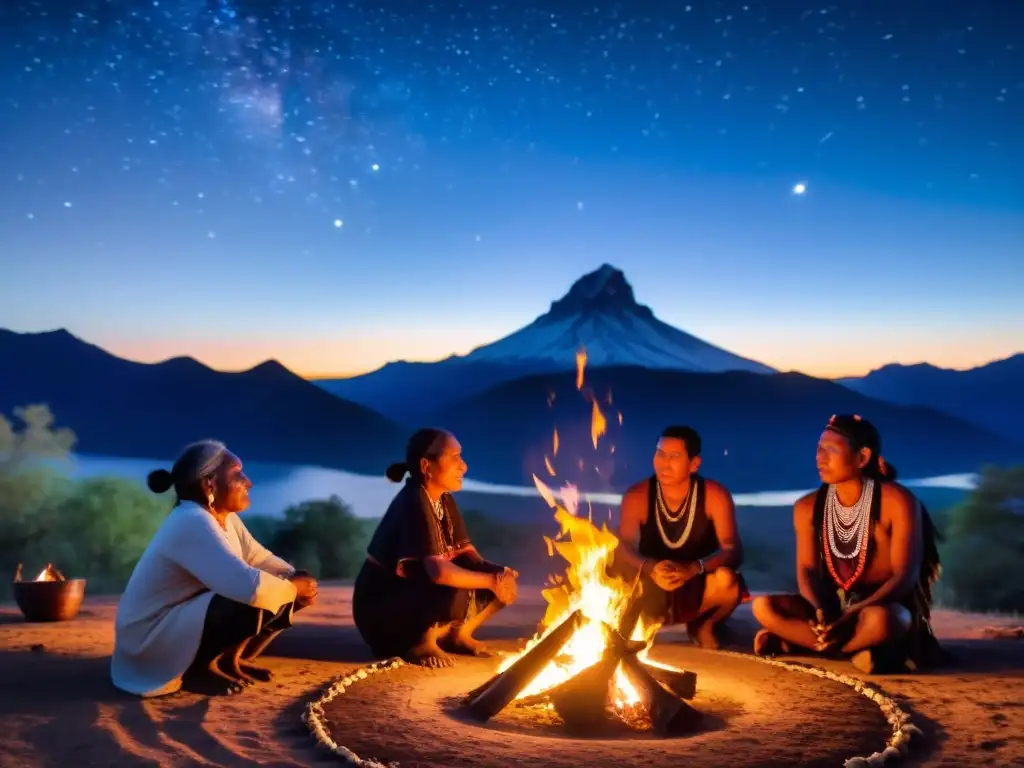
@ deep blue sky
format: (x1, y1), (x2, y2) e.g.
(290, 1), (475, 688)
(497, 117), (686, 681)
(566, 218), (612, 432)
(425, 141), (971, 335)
(1, 0), (1021, 377)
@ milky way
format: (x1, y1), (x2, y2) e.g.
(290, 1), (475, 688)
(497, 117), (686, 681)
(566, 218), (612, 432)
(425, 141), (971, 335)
(0, 1), (1021, 375)
(3, 1), (1021, 221)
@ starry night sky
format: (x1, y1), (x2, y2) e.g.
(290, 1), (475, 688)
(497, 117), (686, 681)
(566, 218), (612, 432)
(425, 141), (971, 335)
(1, 0), (1021, 378)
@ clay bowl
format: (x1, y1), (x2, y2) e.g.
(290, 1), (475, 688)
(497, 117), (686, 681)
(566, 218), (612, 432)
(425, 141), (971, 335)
(12, 579), (87, 622)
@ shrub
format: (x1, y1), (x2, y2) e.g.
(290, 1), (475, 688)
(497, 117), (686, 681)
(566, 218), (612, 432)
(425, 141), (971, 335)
(266, 496), (372, 580)
(935, 466), (1024, 613)
(0, 405), (169, 598)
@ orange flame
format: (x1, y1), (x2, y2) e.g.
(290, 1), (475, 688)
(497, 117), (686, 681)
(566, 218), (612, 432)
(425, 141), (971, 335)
(493, 350), (681, 711)
(495, 475), (654, 702)
(552, 428), (560, 456)
(34, 564), (62, 582)
(591, 399), (607, 449)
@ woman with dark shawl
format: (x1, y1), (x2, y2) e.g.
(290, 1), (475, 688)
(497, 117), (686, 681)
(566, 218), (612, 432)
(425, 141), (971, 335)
(353, 428), (519, 667)
(112, 441), (319, 696)
(751, 414), (944, 674)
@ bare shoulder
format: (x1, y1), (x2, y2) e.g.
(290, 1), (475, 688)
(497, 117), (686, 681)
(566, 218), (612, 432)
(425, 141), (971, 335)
(880, 481), (918, 519)
(703, 478), (735, 510)
(793, 490), (817, 525)
(622, 479), (648, 502)
(620, 479), (649, 518)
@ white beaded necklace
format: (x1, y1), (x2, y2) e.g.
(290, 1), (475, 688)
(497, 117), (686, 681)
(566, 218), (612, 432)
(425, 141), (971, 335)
(654, 479), (697, 550)
(824, 478), (874, 560)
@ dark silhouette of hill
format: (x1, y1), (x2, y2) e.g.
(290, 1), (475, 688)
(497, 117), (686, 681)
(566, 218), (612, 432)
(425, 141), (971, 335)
(425, 366), (1024, 493)
(316, 264), (773, 423)
(840, 354), (1024, 441)
(0, 328), (406, 473)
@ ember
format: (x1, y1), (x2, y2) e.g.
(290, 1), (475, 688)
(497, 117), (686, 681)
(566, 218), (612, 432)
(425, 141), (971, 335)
(464, 349), (701, 736)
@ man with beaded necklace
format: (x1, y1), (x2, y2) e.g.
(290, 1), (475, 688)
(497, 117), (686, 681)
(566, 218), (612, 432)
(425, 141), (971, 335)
(751, 414), (943, 673)
(613, 425), (748, 649)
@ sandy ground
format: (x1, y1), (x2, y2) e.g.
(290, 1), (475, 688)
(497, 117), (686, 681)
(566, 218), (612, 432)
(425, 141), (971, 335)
(0, 585), (1021, 767)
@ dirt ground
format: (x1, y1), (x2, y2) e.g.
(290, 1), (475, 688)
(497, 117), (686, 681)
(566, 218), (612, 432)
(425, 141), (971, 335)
(0, 585), (1021, 767)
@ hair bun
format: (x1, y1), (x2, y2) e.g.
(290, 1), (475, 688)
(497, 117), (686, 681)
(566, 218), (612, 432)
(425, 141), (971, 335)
(147, 469), (174, 493)
(385, 462), (409, 483)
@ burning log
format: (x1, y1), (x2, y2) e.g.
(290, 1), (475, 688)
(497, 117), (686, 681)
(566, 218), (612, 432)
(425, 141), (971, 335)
(544, 649), (620, 730)
(464, 609), (583, 721)
(641, 662), (698, 700)
(620, 654), (702, 735)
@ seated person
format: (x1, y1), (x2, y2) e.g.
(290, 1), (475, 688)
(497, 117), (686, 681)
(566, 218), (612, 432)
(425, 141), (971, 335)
(111, 441), (318, 697)
(613, 426), (747, 649)
(353, 428), (518, 667)
(752, 414), (944, 673)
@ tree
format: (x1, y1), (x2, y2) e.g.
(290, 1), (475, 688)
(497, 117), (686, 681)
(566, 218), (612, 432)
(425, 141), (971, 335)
(34, 477), (169, 593)
(0, 405), (77, 580)
(0, 404), (167, 598)
(0, 405), (76, 468)
(937, 466), (1024, 614)
(269, 496), (370, 579)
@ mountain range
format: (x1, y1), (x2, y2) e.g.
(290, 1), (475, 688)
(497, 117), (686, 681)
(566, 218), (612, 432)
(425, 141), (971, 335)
(839, 356), (1024, 442)
(0, 328), (406, 474)
(423, 365), (1021, 492)
(2, 265), (1021, 493)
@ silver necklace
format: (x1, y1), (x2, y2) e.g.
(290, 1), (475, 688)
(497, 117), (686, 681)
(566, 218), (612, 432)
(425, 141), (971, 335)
(430, 495), (445, 521)
(824, 478), (874, 560)
(654, 480), (697, 550)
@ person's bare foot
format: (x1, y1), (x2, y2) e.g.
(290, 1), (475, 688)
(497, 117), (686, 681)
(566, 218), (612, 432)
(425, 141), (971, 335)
(238, 661), (275, 682)
(850, 650), (875, 674)
(753, 629), (791, 657)
(218, 654), (261, 686)
(404, 640), (455, 668)
(446, 633), (494, 658)
(185, 658), (245, 695)
(686, 618), (721, 650)
(693, 621), (722, 650)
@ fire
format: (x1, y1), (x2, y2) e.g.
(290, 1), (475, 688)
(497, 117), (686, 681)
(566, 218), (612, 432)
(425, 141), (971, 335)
(590, 399), (607, 449)
(34, 564), (63, 582)
(496, 347), (662, 708)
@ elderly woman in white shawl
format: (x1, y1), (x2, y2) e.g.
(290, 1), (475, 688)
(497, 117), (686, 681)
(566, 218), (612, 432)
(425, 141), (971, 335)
(111, 440), (318, 697)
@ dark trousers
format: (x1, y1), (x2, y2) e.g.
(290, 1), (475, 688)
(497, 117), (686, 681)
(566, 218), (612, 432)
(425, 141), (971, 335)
(188, 594), (303, 672)
(353, 556), (495, 659)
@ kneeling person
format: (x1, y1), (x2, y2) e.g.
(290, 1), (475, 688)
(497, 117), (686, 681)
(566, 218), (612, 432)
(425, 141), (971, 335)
(615, 426), (747, 649)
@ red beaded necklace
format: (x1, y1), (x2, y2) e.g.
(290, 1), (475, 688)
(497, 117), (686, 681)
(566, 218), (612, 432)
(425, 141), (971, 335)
(822, 519), (871, 591)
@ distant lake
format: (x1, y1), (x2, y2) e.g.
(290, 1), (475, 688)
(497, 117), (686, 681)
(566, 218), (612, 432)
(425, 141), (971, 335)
(64, 454), (977, 519)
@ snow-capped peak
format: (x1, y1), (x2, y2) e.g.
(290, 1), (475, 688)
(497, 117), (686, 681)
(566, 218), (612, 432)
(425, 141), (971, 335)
(545, 263), (649, 321)
(460, 265), (775, 374)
